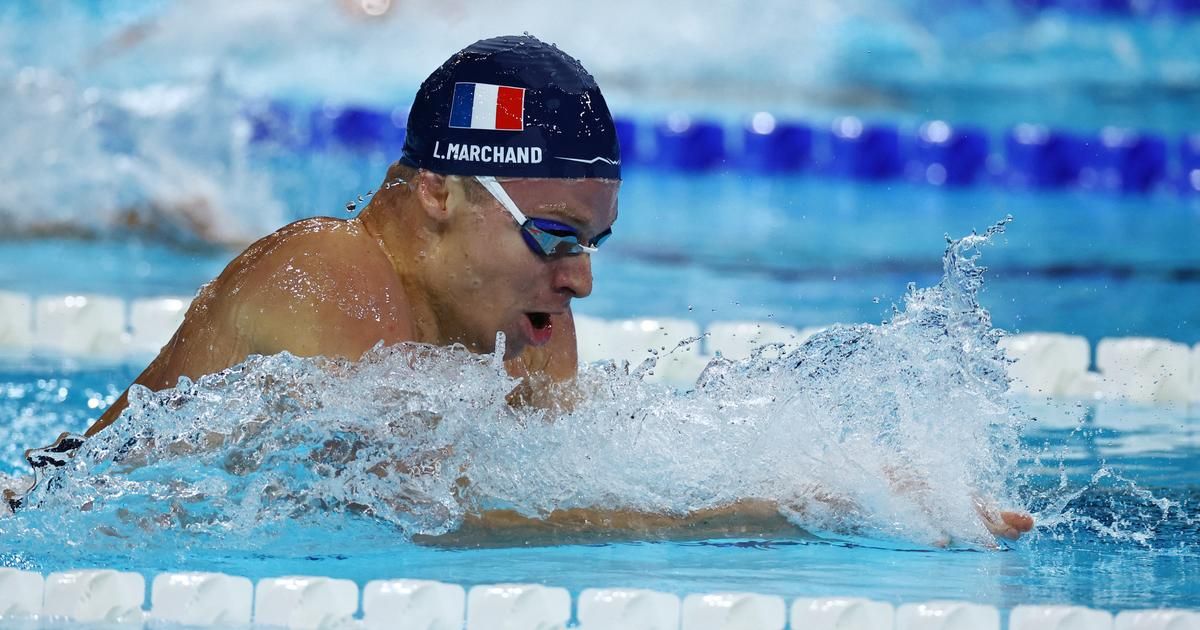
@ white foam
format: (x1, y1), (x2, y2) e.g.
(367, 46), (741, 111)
(0, 291), (34, 355)
(577, 588), (680, 630)
(789, 597), (894, 629)
(652, 350), (712, 386)
(34, 294), (127, 357)
(0, 569), (44, 618)
(466, 584), (570, 630)
(42, 569), (145, 624)
(1190, 343), (1199, 404)
(1010, 605), (1113, 630)
(999, 333), (1090, 397)
(1096, 337), (1192, 404)
(128, 297), (188, 356)
(6, 289), (1198, 412)
(254, 576), (359, 629)
(680, 592), (786, 630)
(895, 601), (999, 630)
(150, 571), (253, 626)
(1115, 609), (1200, 629)
(362, 579), (464, 630)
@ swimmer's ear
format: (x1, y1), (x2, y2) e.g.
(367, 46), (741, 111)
(413, 170), (451, 222)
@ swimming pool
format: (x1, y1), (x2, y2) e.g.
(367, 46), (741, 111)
(2, 0), (1200, 627)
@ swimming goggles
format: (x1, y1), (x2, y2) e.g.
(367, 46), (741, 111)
(475, 176), (612, 257)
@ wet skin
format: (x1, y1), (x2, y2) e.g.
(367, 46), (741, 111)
(87, 169), (619, 435)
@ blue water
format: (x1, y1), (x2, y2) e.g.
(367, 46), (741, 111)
(0, 358), (1196, 611)
(2, 0), (1200, 618)
(3, 167), (1198, 344)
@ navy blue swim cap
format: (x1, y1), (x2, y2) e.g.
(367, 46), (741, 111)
(398, 35), (621, 180)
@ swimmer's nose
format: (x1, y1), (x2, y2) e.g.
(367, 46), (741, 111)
(553, 252), (593, 299)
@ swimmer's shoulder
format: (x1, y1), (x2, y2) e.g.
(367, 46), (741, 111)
(217, 216), (391, 287)
(213, 217), (413, 358)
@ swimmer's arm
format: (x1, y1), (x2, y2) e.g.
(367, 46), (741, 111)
(414, 500), (808, 546)
(86, 290), (233, 437)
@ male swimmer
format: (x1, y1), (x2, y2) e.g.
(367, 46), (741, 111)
(16, 35), (1032, 543)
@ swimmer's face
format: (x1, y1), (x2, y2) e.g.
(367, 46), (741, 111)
(433, 175), (619, 358)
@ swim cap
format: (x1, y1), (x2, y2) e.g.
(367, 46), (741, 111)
(398, 35), (621, 180)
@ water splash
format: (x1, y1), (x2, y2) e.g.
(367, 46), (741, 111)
(0, 220), (1062, 552)
(0, 68), (284, 247)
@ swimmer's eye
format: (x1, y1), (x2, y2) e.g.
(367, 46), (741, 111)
(473, 176), (610, 257)
(538, 223), (578, 238)
(520, 218), (610, 257)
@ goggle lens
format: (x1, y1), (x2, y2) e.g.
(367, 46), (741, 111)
(522, 219), (611, 257)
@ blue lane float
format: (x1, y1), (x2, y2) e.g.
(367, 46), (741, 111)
(740, 113), (813, 173)
(826, 117), (903, 181)
(1181, 133), (1200, 193)
(1023, 0), (1200, 13)
(1150, 0), (1200, 14)
(614, 117), (640, 166)
(309, 104), (406, 153)
(1076, 128), (1168, 194)
(242, 101), (303, 148)
(1048, 0), (1137, 14)
(907, 121), (990, 187)
(652, 114), (726, 171)
(1003, 124), (1084, 188)
(239, 102), (1200, 197)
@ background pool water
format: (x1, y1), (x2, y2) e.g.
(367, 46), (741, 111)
(2, 0), (1200, 616)
(2, 168), (1198, 345)
(4, 166), (1200, 335)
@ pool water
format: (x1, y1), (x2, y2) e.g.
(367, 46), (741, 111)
(3, 169), (1200, 345)
(0, 358), (1197, 611)
(3, 0), (1200, 619)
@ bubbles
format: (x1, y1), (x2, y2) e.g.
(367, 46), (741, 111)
(0, 221), (1049, 552)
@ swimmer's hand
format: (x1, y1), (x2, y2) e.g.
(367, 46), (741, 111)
(973, 497), (1034, 541)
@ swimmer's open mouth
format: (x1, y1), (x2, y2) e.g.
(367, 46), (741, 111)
(527, 312), (552, 330)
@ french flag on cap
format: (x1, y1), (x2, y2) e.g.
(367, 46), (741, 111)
(448, 82), (525, 131)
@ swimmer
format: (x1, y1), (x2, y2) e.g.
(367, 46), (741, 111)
(16, 35), (1033, 545)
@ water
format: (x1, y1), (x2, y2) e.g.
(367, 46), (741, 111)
(1, 225), (1197, 611)
(4, 173), (1199, 344)
(2, 0), (1199, 616)
(5, 0), (1200, 128)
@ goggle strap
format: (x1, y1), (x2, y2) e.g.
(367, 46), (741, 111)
(476, 175), (598, 255)
(475, 175), (529, 225)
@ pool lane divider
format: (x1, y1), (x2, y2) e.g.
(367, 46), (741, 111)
(0, 291), (1197, 405)
(2, 568), (1198, 629)
(247, 101), (1200, 197)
